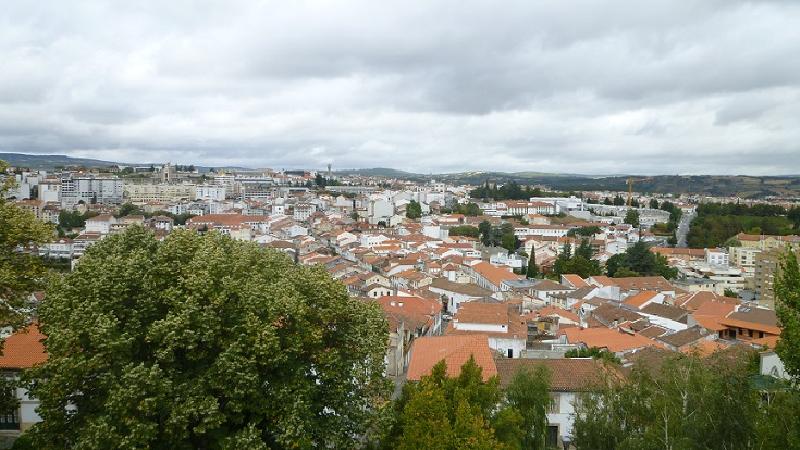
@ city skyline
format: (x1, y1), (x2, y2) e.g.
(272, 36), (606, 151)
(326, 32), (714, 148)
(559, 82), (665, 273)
(1, 1), (799, 175)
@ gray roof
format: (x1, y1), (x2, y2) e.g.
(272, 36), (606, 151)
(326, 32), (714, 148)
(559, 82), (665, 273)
(658, 326), (709, 348)
(641, 303), (690, 323)
(430, 278), (492, 298)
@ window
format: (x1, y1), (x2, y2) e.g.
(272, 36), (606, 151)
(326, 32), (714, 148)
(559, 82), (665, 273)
(548, 393), (560, 413)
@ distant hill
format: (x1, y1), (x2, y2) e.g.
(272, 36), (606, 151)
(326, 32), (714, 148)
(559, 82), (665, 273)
(334, 167), (414, 178)
(4, 154), (798, 198)
(0, 152), (123, 169)
(0, 152), (221, 172)
(438, 172), (800, 198)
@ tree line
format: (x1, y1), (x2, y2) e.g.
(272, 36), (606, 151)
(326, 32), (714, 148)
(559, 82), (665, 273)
(688, 202), (799, 248)
(470, 180), (575, 201)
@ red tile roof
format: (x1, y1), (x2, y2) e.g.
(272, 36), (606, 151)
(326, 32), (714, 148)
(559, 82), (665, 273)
(623, 291), (659, 309)
(560, 327), (662, 353)
(406, 335), (497, 381)
(0, 324), (47, 369)
(494, 358), (623, 391)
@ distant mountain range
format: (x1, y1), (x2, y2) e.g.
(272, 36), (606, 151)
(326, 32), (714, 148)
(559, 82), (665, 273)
(336, 168), (800, 198)
(3, 153), (799, 198)
(0, 152), (124, 169)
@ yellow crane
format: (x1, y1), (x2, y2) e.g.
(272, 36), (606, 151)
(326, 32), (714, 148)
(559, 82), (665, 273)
(626, 177), (651, 206)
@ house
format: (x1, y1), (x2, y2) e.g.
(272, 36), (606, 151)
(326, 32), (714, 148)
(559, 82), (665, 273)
(717, 307), (780, 341)
(559, 327), (661, 355)
(446, 303), (527, 358)
(406, 335), (497, 381)
(622, 291), (664, 310)
(469, 262), (525, 293)
(428, 278), (492, 314)
(533, 280), (574, 306)
(657, 325), (713, 351)
(560, 274), (589, 289)
(84, 214), (117, 235)
(495, 358), (623, 448)
(376, 296), (443, 337)
(0, 325), (47, 436)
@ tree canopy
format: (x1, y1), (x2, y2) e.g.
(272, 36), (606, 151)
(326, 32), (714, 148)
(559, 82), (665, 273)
(384, 358), (551, 450)
(776, 250), (800, 381)
(0, 160), (53, 329)
(623, 209), (640, 228)
(573, 349), (799, 450)
(605, 241), (677, 279)
(26, 227), (389, 449)
(406, 200), (422, 219)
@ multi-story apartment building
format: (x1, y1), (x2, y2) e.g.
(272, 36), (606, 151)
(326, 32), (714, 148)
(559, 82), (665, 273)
(754, 248), (800, 310)
(123, 183), (196, 204)
(60, 175), (123, 208)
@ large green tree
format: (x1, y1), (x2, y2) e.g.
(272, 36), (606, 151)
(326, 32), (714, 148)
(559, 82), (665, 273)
(386, 357), (551, 450)
(406, 200), (422, 219)
(623, 209), (640, 228)
(26, 227), (389, 449)
(526, 250), (539, 279)
(387, 358), (503, 450)
(573, 351), (761, 450)
(0, 161), (53, 329)
(502, 366), (551, 450)
(776, 249), (800, 380)
(606, 241), (677, 279)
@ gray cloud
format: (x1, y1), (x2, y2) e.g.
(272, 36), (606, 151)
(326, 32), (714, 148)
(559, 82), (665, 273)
(1, 0), (799, 175)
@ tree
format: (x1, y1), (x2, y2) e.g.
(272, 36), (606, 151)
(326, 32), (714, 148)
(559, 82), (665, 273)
(624, 209), (640, 227)
(478, 221), (492, 247)
(406, 200), (422, 220)
(606, 241), (677, 279)
(0, 160), (53, 329)
(448, 225), (480, 238)
(116, 202), (143, 218)
(389, 358), (503, 450)
(576, 238), (593, 260)
(573, 351), (761, 450)
(526, 250), (539, 279)
(26, 227), (389, 449)
(723, 288), (738, 298)
(776, 250), (800, 380)
(502, 366), (551, 450)
(649, 198), (659, 209)
(0, 160), (52, 414)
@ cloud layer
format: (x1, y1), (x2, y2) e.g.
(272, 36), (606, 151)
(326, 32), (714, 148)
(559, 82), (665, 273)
(1, 0), (799, 174)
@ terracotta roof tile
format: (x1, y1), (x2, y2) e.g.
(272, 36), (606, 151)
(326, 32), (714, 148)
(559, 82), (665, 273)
(0, 324), (47, 369)
(407, 335), (497, 381)
(494, 358), (623, 391)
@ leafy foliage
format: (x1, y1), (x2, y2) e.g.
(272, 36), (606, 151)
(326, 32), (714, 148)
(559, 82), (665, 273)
(448, 203), (481, 216)
(605, 241), (677, 279)
(554, 240), (602, 278)
(687, 202), (796, 248)
(470, 180), (573, 201)
(573, 351), (780, 450)
(776, 250), (800, 381)
(526, 250), (539, 279)
(567, 226), (601, 237)
(448, 225), (480, 238)
(26, 227), (389, 449)
(385, 358), (550, 450)
(0, 160), (53, 329)
(623, 209), (640, 227)
(406, 200), (422, 219)
(564, 347), (621, 365)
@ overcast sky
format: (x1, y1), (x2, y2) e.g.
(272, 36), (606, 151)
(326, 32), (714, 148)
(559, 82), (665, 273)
(2, 1), (800, 175)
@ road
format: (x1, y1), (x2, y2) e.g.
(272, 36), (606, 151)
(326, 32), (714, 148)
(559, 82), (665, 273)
(676, 211), (695, 248)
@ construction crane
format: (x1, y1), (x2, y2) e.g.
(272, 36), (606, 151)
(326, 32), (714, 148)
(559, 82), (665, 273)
(626, 177), (651, 206)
